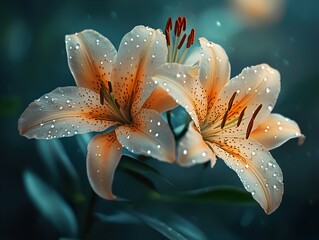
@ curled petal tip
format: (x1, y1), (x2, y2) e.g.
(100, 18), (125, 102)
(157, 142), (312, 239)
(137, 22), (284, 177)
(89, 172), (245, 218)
(298, 134), (306, 146)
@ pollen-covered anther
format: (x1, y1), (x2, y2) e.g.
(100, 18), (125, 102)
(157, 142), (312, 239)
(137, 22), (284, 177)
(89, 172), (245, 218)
(107, 81), (113, 93)
(174, 16), (183, 37)
(181, 17), (187, 31)
(227, 92), (237, 111)
(237, 107), (247, 127)
(99, 83), (107, 105)
(165, 16), (196, 63)
(221, 92), (237, 129)
(165, 17), (172, 46)
(165, 17), (172, 31)
(114, 99), (120, 109)
(165, 29), (171, 46)
(246, 104), (263, 139)
(186, 29), (196, 48)
(177, 34), (187, 49)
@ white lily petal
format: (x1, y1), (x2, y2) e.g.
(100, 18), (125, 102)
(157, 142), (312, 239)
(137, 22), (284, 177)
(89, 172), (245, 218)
(210, 137), (283, 214)
(251, 113), (304, 150)
(66, 30), (117, 92)
(143, 87), (178, 113)
(178, 122), (216, 167)
(115, 108), (175, 163)
(198, 37), (230, 110)
(18, 87), (118, 139)
(87, 132), (122, 200)
(113, 26), (168, 116)
(152, 63), (207, 129)
(205, 64), (280, 137)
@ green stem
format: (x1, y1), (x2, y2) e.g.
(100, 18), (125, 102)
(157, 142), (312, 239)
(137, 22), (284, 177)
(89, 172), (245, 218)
(166, 111), (174, 133)
(176, 113), (192, 141)
(79, 190), (97, 240)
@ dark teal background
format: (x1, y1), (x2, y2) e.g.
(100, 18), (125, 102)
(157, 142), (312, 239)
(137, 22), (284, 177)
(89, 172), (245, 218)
(1, 0), (318, 239)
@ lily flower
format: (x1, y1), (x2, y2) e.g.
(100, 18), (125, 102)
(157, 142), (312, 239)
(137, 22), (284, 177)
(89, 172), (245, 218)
(18, 26), (176, 200)
(152, 37), (303, 214)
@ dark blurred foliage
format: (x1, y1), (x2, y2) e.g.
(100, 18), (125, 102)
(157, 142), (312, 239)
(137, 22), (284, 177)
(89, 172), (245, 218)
(1, 0), (318, 239)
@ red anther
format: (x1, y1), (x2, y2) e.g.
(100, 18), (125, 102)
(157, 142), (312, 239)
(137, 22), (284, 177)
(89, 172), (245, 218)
(182, 17), (187, 31)
(227, 92), (237, 111)
(186, 28), (196, 48)
(246, 119), (253, 139)
(177, 33), (187, 49)
(115, 99), (120, 109)
(174, 19), (179, 36)
(237, 107), (246, 127)
(221, 110), (228, 129)
(246, 104), (263, 139)
(107, 81), (113, 93)
(165, 29), (171, 46)
(165, 17), (172, 31)
(174, 17), (183, 37)
(252, 104), (263, 119)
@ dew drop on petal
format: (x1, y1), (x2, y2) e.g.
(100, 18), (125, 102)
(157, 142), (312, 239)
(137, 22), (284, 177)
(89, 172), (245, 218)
(183, 149), (188, 155)
(147, 150), (151, 154)
(266, 87), (270, 93)
(268, 104), (273, 111)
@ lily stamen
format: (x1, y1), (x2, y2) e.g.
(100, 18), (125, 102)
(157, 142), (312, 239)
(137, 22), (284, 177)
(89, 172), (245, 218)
(165, 17), (172, 32)
(246, 104), (263, 139)
(107, 81), (113, 93)
(177, 33), (187, 49)
(165, 16), (196, 63)
(221, 92), (237, 129)
(165, 29), (171, 46)
(186, 29), (195, 48)
(99, 82), (131, 123)
(237, 106), (246, 127)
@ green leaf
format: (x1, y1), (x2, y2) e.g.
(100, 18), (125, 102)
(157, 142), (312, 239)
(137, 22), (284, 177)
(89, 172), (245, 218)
(75, 133), (92, 156)
(136, 214), (189, 240)
(95, 212), (140, 224)
(36, 139), (82, 201)
(119, 156), (173, 186)
(129, 210), (207, 240)
(0, 95), (20, 117)
(23, 170), (78, 237)
(148, 186), (255, 204)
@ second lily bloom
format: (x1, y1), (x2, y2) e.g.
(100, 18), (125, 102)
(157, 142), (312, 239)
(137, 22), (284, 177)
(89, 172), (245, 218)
(153, 37), (303, 214)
